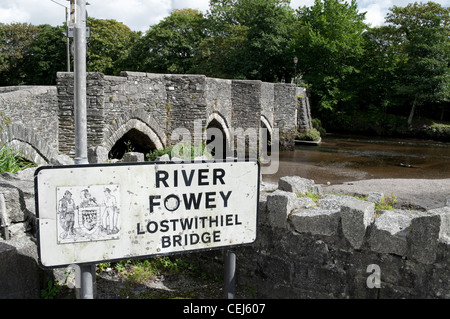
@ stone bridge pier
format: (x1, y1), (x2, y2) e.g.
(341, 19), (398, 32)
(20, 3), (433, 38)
(1, 71), (312, 164)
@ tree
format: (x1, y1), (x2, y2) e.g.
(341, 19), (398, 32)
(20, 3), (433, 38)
(192, 23), (248, 78)
(131, 9), (207, 74)
(0, 23), (40, 85)
(23, 24), (67, 84)
(386, 2), (450, 127)
(87, 18), (140, 75)
(292, 0), (367, 113)
(359, 26), (401, 112)
(197, 0), (296, 81)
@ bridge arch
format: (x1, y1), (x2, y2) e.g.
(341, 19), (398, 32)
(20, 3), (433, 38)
(0, 123), (58, 165)
(204, 112), (232, 159)
(4, 140), (47, 166)
(104, 118), (164, 160)
(260, 115), (273, 154)
(260, 115), (273, 136)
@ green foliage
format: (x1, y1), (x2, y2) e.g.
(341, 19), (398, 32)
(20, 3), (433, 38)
(293, 0), (367, 112)
(146, 146), (174, 162)
(131, 9), (207, 74)
(296, 128), (321, 141)
(40, 280), (61, 299)
(312, 118), (326, 137)
(0, 23), (40, 85)
(171, 142), (213, 161)
(200, 0), (296, 81)
(99, 257), (198, 285)
(375, 194), (397, 211)
(425, 123), (450, 141)
(87, 18), (140, 75)
(0, 145), (36, 174)
(297, 191), (323, 204)
(146, 143), (212, 162)
(0, 1), (448, 132)
(386, 2), (450, 126)
(23, 24), (67, 85)
(97, 262), (111, 272)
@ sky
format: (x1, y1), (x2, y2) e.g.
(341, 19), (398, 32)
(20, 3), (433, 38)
(0, 0), (449, 32)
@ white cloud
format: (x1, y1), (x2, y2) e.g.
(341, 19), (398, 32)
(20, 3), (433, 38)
(359, 0), (450, 26)
(87, 0), (172, 32)
(359, 3), (389, 27)
(290, 0), (316, 10)
(1, 0), (449, 31)
(0, 0), (63, 25)
(171, 0), (210, 12)
(0, 6), (30, 24)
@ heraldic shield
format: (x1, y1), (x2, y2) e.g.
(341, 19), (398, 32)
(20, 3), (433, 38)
(56, 185), (120, 244)
(79, 206), (100, 235)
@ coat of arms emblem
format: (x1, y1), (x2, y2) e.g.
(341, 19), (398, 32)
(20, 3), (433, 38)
(56, 185), (120, 244)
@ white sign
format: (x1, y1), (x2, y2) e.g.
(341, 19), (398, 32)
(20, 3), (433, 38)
(35, 160), (259, 268)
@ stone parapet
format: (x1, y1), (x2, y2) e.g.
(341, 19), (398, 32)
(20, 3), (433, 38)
(187, 176), (450, 299)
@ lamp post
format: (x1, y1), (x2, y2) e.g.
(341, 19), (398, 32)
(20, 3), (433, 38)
(50, 0), (70, 72)
(293, 56), (298, 86)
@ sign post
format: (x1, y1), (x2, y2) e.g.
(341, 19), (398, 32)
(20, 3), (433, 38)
(224, 249), (236, 299)
(73, 0), (88, 166)
(35, 160), (260, 297)
(72, 0), (95, 299)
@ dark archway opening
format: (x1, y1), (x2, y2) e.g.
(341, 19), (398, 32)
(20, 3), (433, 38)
(109, 129), (157, 160)
(260, 121), (272, 156)
(206, 119), (227, 159)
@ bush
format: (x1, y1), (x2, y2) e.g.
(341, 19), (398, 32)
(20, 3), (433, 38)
(425, 123), (450, 141)
(296, 128), (321, 141)
(146, 146), (174, 161)
(146, 142), (212, 161)
(312, 118), (326, 137)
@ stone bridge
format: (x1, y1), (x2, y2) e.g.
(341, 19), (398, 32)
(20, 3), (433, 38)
(0, 71), (312, 164)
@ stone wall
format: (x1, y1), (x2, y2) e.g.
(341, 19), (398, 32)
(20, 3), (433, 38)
(297, 88), (313, 134)
(186, 176), (450, 299)
(0, 86), (59, 164)
(1, 166), (450, 298)
(55, 71), (311, 158)
(0, 168), (53, 298)
(164, 74), (208, 144)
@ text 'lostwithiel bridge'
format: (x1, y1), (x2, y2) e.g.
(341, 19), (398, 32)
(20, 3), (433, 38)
(0, 71), (312, 166)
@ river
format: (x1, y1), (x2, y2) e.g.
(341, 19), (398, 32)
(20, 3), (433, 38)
(262, 134), (450, 185)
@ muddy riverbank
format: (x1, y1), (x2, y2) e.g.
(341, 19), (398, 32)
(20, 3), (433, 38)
(262, 134), (450, 210)
(263, 134), (450, 184)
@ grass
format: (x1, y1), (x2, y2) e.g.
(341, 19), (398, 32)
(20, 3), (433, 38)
(97, 256), (201, 285)
(374, 194), (397, 211)
(297, 191), (323, 203)
(93, 256), (226, 299)
(0, 145), (36, 174)
(299, 191), (398, 213)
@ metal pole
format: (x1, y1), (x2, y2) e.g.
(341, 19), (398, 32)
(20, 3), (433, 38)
(224, 249), (236, 299)
(79, 264), (95, 299)
(74, 0), (88, 165)
(0, 194), (9, 240)
(74, 0), (93, 299)
(66, 7), (71, 72)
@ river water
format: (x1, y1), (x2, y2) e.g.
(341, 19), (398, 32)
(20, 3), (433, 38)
(262, 134), (450, 185)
